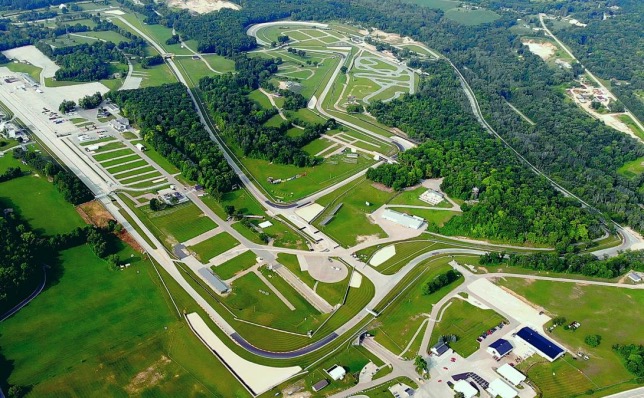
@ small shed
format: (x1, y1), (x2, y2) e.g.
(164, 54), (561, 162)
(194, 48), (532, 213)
(312, 379), (329, 392)
(431, 341), (449, 356)
(135, 143), (146, 151)
(628, 272), (642, 283)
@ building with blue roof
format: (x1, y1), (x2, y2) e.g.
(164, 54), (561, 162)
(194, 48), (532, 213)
(487, 338), (513, 358)
(516, 327), (564, 361)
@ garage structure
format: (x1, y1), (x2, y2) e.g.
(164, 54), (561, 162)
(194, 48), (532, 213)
(516, 326), (565, 362)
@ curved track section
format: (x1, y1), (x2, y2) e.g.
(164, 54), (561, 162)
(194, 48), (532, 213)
(230, 331), (339, 359)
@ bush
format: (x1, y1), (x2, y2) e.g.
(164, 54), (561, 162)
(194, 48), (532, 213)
(585, 334), (602, 347)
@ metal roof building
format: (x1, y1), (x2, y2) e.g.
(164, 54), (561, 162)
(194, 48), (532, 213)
(431, 341), (449, 356)
(487, 378), (518, 398)
(198, 268), (229, 294)
(382, 208), (425, 230)
(454, 380), (477, 398)
(516, 327), (565, 362)
(496, 364), (526, 386)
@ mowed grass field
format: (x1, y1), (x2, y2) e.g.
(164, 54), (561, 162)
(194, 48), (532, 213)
(314, 178), (397, 247)
(429, 299), (506, 357)
(618, 156), (644, 178)
(190, 232), (238, 263)
(212, 249), (256, 280)
(0, 244), (250, 398)
(371, 257), (467, 355)
(0, 155), (86, 235)
(140, 202), (217, 246)
(237, 150), (375, 202)
(501, 279), (644, 397)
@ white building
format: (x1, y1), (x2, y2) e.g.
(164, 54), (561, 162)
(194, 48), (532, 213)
(497, 364), (526, 386)
(326, 365), (346, 381)
(454, 380), (477, 398)
(419, 189), (445, 205)
(487, 378), (518, 398)
(382, 209), (425, 230)
(110, 117), (130, 132)
(135, 143), (146, 151)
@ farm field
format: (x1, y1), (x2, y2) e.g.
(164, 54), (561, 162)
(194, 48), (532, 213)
(212, 250), (257, 280)
(428, 299), (506, 357)
(0, 244), (249, 398)
(314, 178), (397, 247)
(500, 279), (644, 397)
(189, 232), (238, 263)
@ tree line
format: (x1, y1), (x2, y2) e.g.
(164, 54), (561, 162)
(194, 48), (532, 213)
(36, 40), (126, 81)
(480, 250), (644, 279)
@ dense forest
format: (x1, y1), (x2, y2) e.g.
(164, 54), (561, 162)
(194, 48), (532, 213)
(199, 56), (331, 167)
(36, 41), (126, 81)
(367, 61), (601, 247)
(108, 83), (237, 197)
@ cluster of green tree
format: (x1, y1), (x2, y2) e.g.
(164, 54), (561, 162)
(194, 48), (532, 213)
(78, 91), (102, 109)
(553, 10), (644, 121)
(0, 207), (40, 303)
(0, 0), (80, 10)
(13, 148), (93, 205)
(480, 250), (644, 279)
(0, 166), (22, 182)
(36, 41), (126, 81)
(166, 34), (179, 45)
(107, 83), (237, 196)
(91, 17), (148, 57)
(59, 99), (75, 113)
(0, 52), (9, 64)
(422, 269), (460, 295)
(367, 61), (601, 246)
(141, 54), (164, 68)
(364, 36), (417, 60)
(286, 47), (306, 57)
(346, 104), (363, 114)
(0, 20), (89, 51)
(279, 89), (307, 111)
(199, 56), (328, 167)
(15, 10), (58, 22)
(613, 344), (644, 381)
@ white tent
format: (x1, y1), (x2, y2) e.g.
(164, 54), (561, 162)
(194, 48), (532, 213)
(497, 363), (526, 386)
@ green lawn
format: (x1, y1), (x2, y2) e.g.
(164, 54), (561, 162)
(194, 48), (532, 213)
(131, 140), (179, 174)
(93, 148), (134, 162)
(248, 89), (273, 109)
(201, 54), (235, 73)
(221, 271), (323, 334)
(0, 244), (249, 398)
(314, 178), (396, 247)
(5, 62), (42, 82)
(236, 150), (375, 203)
(134, 62), (178, 88)
(444, 7), (500, 25)
(429, 299), (506, 357)
(302, 137), (336, 156)
(358, 240), (446, 275)
(316, 271), (351, 306)
(277, 253), (317, 289)
(105, 159), (147, 174)
(112, 165), (156, 180)
(617, 157), (644, 178)
(372, 257), (465, 355)
(82, 30), (132, 44)
(388, 186), (453, 208)
(399, 208), (458, 227)
(119, 171), (162, 185)
(211, 250), (257, 280)
(144, 202), (218, 246)
(501, 279), (644, 397)
(189, 232), (238, 263)
(0, 158), (86, 235)
(175, 56), (232, 87)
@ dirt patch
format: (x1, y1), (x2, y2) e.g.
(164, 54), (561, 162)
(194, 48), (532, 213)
(371, 182), (394, 192)
(118, 230), (144, 252)
(522, 40), (557, 60)
(125, 356), (171, 395)
(356, 234), (380, 244)
(166, 0), (240, 13)
(282, 379), (311, 398)
(77, 200), (115, 228)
